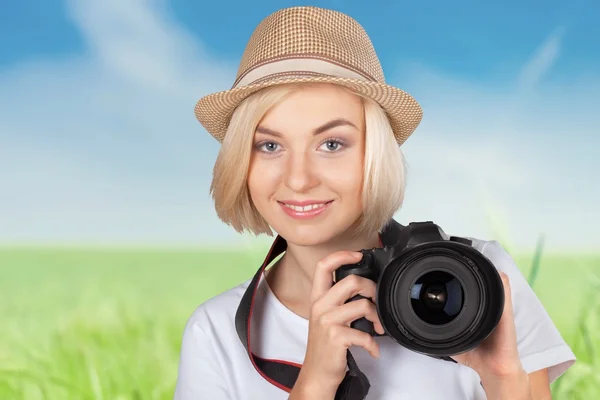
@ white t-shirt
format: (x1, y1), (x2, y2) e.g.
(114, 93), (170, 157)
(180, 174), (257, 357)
(173, 238), (576, 399)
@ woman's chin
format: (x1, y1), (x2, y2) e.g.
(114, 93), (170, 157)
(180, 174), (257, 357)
(283, 230), (334, 247)
(272, 218), (357, 247)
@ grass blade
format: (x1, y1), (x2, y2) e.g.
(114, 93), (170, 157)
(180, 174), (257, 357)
(527, 233), (545, 288)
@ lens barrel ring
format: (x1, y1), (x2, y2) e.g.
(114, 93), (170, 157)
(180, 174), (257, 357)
(375, 241), (504, 357)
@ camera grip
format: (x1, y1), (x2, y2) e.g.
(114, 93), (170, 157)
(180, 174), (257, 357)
(335, 251), (379, 336)
(347, 294), (376, 335)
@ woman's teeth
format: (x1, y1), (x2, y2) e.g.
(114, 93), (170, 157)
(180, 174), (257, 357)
(283, 203), (327, 212)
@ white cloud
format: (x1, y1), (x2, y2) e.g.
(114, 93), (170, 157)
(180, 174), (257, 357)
(0, 1), (597, 253)
(517, 26), (565, 91)
(0, 0), (240, 247)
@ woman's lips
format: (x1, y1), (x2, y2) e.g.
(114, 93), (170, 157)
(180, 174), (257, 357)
(278, 200), (334, 220)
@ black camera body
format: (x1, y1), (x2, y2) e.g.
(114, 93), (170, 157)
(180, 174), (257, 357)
(334, 220), (505, 360)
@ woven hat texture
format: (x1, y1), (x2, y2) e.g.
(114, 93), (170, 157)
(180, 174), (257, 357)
(195, 6), (423, 145)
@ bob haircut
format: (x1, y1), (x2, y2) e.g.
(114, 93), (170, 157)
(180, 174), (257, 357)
(210, 82), (407, 238)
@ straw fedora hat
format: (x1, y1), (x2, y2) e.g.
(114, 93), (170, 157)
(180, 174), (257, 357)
(194, 6), (423, 146)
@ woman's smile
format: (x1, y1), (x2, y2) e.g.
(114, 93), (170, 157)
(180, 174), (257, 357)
(278, 199), (335, 220)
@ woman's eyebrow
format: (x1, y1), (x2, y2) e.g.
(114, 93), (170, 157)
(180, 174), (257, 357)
(256, 118), (358, 137)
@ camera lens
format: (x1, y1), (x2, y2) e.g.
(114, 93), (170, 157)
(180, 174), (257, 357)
(409, 270), (464, 325)
(377, 242), (505, 357)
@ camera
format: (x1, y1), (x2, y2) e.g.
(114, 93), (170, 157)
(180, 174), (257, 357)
(334, 220), (505, 359)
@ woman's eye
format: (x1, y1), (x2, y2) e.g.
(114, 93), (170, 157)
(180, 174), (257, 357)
(320, 140), (343, 151)
(259, 142), (279, 152)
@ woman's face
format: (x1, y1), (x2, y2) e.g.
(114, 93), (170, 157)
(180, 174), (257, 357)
(247, 84), (366, 246)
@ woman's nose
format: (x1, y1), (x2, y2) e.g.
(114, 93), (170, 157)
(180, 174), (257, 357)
(283, 151), (319, 193)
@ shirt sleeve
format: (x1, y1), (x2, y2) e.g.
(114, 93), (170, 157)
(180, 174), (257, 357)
(481, 240), (576, 383)
(173, 309), (231, 400)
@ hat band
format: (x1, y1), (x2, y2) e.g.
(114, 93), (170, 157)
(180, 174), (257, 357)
(232, 57), (373, 89)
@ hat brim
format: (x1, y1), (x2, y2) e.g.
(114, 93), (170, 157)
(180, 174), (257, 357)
(194, 74), (423, 146)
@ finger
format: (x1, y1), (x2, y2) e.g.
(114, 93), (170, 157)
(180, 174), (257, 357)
(493, 271), (518, 342)
(329, 325), (381, 359)
(321, 274), (378, 306)
(321, 298), (385, 335)
(310, 251), (363, 303)
(499, 271), (513, 315)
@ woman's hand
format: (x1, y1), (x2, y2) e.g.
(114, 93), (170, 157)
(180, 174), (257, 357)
(290, 250), (385, 399)
(450, 272), (527, 384)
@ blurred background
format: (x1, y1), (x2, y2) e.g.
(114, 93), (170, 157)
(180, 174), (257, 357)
(1, 0), (598, 398)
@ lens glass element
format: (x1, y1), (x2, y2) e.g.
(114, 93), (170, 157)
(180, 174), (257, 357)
(409, 270), (464, 325)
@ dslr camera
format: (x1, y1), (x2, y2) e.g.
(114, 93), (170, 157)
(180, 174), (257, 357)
(334, 220), (505, 359)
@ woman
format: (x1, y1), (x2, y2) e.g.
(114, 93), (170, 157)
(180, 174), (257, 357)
(174, 6), (575, 400)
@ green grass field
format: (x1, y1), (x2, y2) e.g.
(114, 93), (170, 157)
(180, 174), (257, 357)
(0, 245), (598, 399)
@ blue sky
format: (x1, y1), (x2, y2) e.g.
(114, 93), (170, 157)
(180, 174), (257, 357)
(1, 0), (598, 252)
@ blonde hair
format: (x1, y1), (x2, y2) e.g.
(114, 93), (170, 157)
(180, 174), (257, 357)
(210, 82), (407, 238)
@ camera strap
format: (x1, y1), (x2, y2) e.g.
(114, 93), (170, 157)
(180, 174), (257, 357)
(234, 219), (404, 399)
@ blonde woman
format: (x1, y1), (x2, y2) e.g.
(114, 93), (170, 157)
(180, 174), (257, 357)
(174, 6), (575, 400)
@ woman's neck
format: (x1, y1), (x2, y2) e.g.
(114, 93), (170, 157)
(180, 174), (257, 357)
(265, 229), (381, 320)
